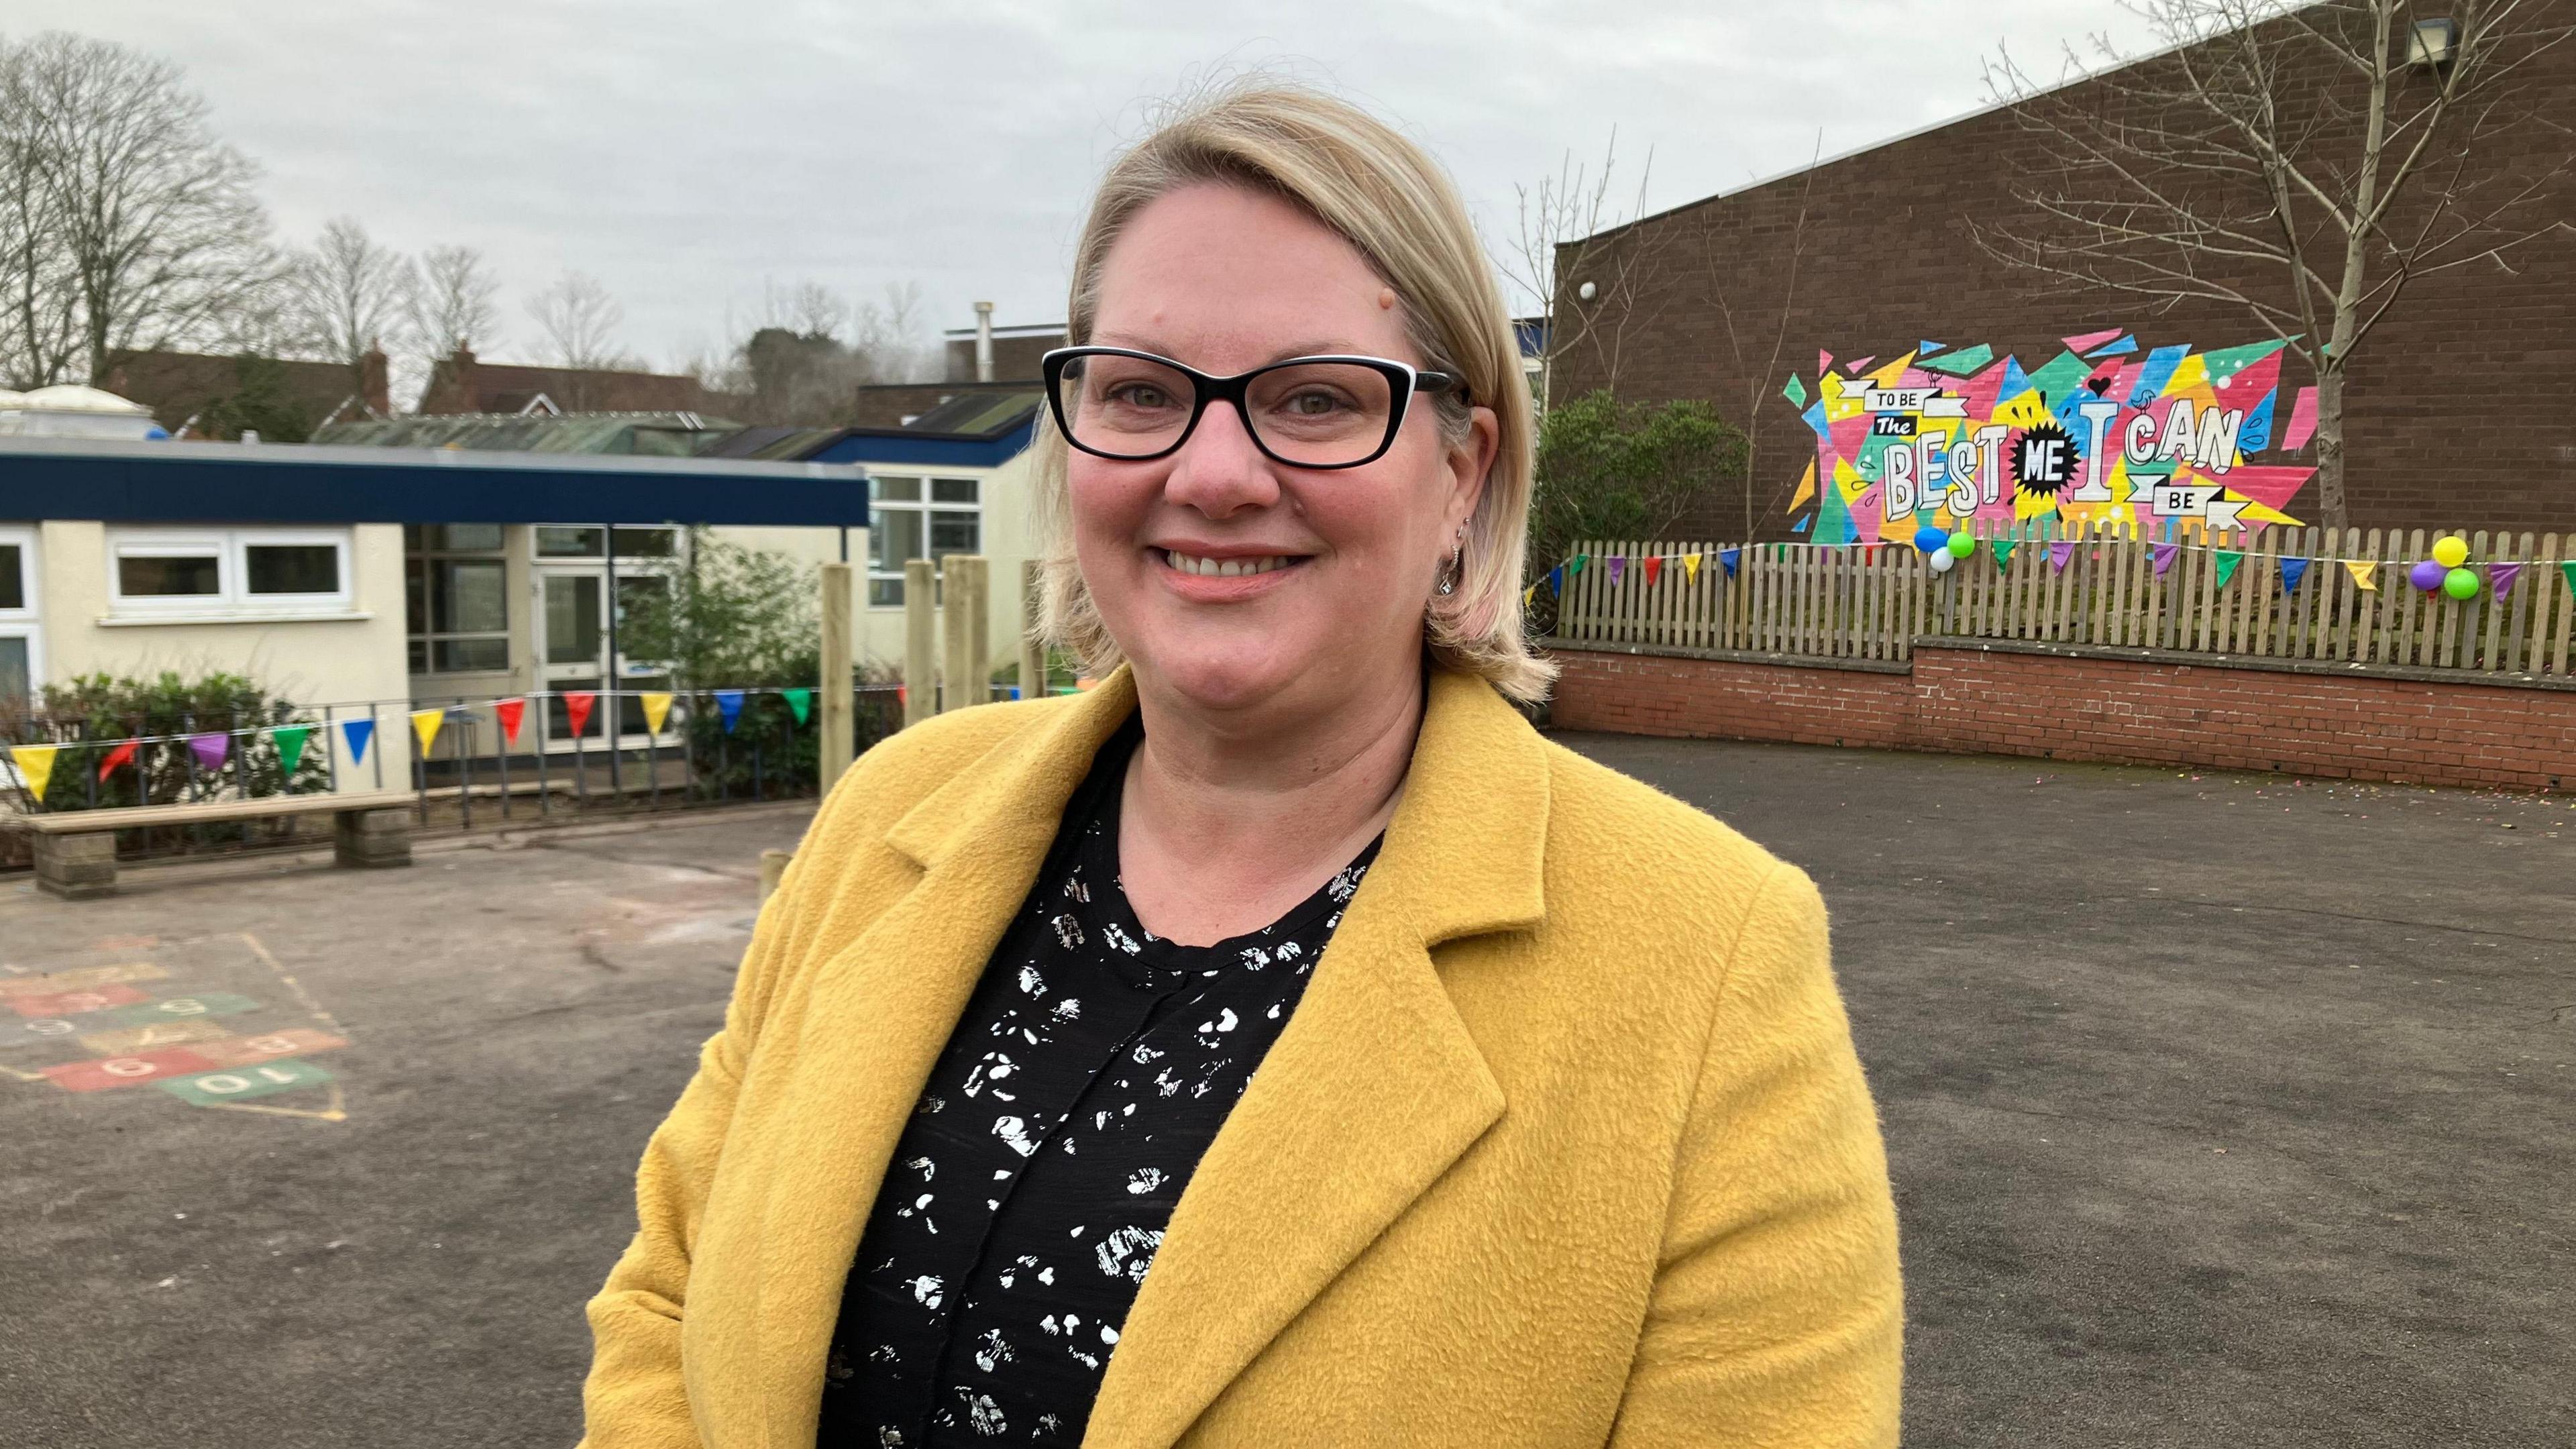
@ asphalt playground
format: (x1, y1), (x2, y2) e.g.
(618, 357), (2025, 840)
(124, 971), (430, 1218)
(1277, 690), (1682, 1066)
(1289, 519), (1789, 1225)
(0, 737), (2567, 1448)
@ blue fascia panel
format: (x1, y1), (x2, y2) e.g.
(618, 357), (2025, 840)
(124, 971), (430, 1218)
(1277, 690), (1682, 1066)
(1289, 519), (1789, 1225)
(810, 420), (1034, 470)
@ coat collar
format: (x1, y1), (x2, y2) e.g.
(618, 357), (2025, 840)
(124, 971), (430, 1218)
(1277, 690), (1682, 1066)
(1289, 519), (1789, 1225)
(754, 665), (1550, 1449)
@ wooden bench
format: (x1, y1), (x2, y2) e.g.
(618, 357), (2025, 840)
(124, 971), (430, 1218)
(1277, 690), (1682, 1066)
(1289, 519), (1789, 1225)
(9, 790), (417, 900)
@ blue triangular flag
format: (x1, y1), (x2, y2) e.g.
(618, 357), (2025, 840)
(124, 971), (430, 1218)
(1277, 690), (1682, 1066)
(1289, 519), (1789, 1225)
(2278, 557), (2311, 593)
(1719, 547), (1742, 579)
(714, 689), (745, 733)
(1548, 565), (1564, 595)
(341, 717), (375, 765)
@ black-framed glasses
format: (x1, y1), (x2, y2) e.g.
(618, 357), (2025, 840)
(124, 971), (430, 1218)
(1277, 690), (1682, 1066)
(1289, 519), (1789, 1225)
(1042, 345), (1463, 470)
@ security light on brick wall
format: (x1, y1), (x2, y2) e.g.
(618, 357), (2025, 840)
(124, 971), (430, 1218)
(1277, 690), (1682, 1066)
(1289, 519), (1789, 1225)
(1576, 280), (1597, 301)
(2407, 17), (2457, 69)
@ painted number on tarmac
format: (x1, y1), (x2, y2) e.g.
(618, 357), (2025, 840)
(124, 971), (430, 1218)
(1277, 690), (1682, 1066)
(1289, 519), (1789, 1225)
(159, 1059), (335, 1106)
(93, 993), (262, 1028)
(9, 985), (151, 1018)
(40, 1046), (225, 1092)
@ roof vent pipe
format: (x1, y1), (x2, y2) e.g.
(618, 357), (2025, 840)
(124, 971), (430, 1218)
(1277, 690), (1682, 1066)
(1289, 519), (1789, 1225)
(973, 301), (995, 382)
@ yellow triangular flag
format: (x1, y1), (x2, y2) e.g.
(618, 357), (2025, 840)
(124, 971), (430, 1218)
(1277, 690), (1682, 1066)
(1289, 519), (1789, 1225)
(641, 692), (674, 734)
(9, 744), (59, 803)
(411, 707), (445, 756)
(1682, 552), (1703, 583)
(1523, 584), (1538, 606)
(2343, 559), (2379, 592)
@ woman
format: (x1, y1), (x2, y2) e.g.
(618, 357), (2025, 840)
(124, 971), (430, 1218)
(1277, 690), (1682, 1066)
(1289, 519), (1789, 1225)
(580, 83), (1900, 1449)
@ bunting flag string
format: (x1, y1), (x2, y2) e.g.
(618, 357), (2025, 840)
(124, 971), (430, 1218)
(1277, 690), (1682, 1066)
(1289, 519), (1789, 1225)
(561, 692), (598, 739)
(1523, 584), (1538, 607)
(2345, 559), (2380, 592)
(714, 690), (746, 733)
(640, 692), (674, 735)
(1604, 556), (1625, 586)
(1569, 553), (1589, 576)
(273, 724), (314, 776)
(1642, 557), (1663, 588)
(96, 737), (139, 781)
(1719, 547), (1741, 579)
(186, 732), (230, 773)
(2278, 557), (2310, 594)
(1548, 565), (1564, 596)
(2151, 543), (2181, 577)
(1991, 538), (2017, 571)
(494, 696), (527, 746)
(2048, 540), (2078, 573)
(1682, 552), (1703, 583)
(2488, 561), (2525, 598)
(342, 717), (376, 765)
(410, 708), (445, 757)
(9, 743), (58, 803)
(2213, 550), (2246, 589)
(2563, 561), (2576, 597)
(783, 688), (812, 727)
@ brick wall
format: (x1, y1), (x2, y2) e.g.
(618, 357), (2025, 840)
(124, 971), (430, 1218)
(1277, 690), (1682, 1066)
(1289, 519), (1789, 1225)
(1550, 643), (2576, 793)
(1550, 6), (2576, 539)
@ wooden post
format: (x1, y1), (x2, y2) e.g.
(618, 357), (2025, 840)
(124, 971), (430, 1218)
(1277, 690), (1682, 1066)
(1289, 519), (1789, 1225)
(1020, 559), (1046, 700)
(942, 556), (989, 712)
(904, 558), (936, 726)
(758, 849), (792, 907)
(819, 563), (855, 790)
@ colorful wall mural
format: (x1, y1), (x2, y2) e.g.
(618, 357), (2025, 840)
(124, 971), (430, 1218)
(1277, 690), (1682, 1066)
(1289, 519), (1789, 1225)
(1782, 329), (2320, 543)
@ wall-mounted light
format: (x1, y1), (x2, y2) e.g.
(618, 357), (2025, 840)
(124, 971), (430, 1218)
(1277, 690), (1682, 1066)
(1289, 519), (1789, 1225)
(2407, 17), (2457, 69)
(1576, 280), (1598, 302)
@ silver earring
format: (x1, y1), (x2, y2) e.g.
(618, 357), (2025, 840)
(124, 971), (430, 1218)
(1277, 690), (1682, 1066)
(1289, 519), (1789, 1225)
(1436, 543), (1462, 596)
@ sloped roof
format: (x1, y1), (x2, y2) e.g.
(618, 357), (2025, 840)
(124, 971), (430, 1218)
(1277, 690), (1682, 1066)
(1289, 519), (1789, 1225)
(315, 411), (741, 456)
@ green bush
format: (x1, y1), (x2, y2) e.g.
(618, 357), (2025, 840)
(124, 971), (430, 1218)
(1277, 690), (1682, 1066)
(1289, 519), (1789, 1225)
(1527, 390), (1746, 632)
(28, 670), (328, 814)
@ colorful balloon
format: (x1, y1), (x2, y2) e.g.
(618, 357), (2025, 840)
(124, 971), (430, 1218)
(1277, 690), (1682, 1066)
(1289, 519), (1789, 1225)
(1914, 525), (1949, 555)
(2431, 535), (2469, 568)
(2443, 566), (2480, 600)
(1946, 533), (1976, 559)
(2408, 560), (2447, 592)
(1927, 547), (1957, 574)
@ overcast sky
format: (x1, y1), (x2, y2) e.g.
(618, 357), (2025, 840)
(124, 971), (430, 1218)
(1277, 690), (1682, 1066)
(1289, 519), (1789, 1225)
(53, 0), (2158, 374)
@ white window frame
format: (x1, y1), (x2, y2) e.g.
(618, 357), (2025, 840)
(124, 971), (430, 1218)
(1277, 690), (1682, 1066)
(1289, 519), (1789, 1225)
(867, 476), (984, 609)
(105, 526), (355, 621)
(0, 525), (41, 701)
(407, 525), (512, 676)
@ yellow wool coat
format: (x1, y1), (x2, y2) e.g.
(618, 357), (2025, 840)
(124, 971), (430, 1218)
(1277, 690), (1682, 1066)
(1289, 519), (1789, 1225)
(579, 667), (1902, 1448)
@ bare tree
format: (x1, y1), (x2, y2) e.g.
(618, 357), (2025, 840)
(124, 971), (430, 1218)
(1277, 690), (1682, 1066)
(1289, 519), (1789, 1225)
(0, 32), (278, 386)
(411, 244), (502, 357)
(286, 217), (414, 384)
(526, 269), (626, 371)
(849, 280), (935, 383)
(1500, 133), (1669, 419)
(1975, 0), (2574, 529)
(1699, 135), (1823, 537)
(0, 43), (83, 389)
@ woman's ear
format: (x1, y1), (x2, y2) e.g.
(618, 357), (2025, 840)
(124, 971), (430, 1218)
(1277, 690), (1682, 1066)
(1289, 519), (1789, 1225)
(1446, 404), (1499, 533)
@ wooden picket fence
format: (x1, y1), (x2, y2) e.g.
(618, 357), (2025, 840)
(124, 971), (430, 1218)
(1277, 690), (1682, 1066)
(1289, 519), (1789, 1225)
(1553, 523), (2576, 677)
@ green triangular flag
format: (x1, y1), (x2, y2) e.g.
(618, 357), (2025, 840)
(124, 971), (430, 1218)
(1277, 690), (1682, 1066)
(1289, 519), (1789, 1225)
(782, 688), (812, 726)
(2214, 549), (2245, 588)
(1569, 553), (1588, 576)
(272, 724), (313, 775)
(2563, 561), (2576, 596)
(1991, 538), (2017, 571)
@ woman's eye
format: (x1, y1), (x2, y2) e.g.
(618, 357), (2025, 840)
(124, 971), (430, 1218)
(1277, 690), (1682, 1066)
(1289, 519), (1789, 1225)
(1106, 383), (1175, 409)
(1284, 390), (1349, 415)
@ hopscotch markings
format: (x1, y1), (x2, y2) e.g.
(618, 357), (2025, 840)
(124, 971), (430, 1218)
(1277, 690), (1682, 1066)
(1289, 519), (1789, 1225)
(191, 1028), (349, 1069)
(93, 992), (262, 1028)
(32, 1030), (350, 1097)
(77, 1020), (237, 1055)
(0, 963), (170, 998)
(40, 1046), (225, 1092)
(9, 984), (153, 1018)
(237, 933), (347, 1036)
(160, 1058), (335, 1108)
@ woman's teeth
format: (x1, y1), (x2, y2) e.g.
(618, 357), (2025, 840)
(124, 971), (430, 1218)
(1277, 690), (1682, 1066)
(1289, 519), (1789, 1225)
(1163, 551), (1291, 578)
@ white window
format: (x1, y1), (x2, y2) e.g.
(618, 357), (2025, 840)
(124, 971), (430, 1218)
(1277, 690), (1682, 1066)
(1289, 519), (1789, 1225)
(405, 525), (511, 674)
(0, 527), (39, 704)
(869, 476), (983, 607)
(106, 528), (353, 619)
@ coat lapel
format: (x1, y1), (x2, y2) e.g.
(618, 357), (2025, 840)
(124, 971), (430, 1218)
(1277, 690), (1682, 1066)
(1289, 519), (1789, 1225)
(1082, 669), (1552, 1449)
(752, 675), (1143, 1449)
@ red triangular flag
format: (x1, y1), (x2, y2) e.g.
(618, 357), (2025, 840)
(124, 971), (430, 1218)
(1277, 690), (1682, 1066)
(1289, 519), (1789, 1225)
(562, 691), (597, 737)
(97, 738), (140, 781)
(1643, 556), (1664, 587)
(494, 696), (527, 745)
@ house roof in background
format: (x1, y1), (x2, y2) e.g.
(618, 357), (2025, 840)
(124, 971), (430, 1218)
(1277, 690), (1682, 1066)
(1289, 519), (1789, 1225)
(415, 349), (732, 417)
(99, 348), (379, 438)
(315, 411), (740, 456)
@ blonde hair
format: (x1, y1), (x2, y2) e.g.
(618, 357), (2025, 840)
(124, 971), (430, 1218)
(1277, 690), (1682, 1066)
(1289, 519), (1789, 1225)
(1031, 80), (1554, 704)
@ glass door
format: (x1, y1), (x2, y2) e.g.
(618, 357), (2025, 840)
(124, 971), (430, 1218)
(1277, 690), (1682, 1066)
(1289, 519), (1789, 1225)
(0, 528), (41, 708)
(537, 567), (604, 750)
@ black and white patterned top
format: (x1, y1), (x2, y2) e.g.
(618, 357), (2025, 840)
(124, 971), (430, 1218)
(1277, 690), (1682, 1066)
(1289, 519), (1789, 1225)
(817, 716), (1379, 1447)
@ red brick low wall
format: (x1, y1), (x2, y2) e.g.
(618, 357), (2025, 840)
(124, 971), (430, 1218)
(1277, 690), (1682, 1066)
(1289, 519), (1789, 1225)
(1548, 641), (2576, 793)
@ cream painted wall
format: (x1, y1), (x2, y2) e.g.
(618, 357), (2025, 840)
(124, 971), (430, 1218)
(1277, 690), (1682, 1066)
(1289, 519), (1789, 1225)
(852, 451), (1036, 684)
(39, 521), (411, 711)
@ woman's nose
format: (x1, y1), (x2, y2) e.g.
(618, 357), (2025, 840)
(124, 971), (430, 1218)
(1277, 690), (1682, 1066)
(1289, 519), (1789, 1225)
(1161, 400), (1282, 520)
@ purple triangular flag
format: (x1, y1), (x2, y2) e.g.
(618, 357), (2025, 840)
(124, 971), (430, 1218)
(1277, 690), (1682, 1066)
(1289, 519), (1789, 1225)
(2489, 561), (2525, 598)
(2151, 543), (2181, 577)
(186, 731), (231, 772)
(2049, 539), (2078, 572)
(1605, 555), (1626, 586)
